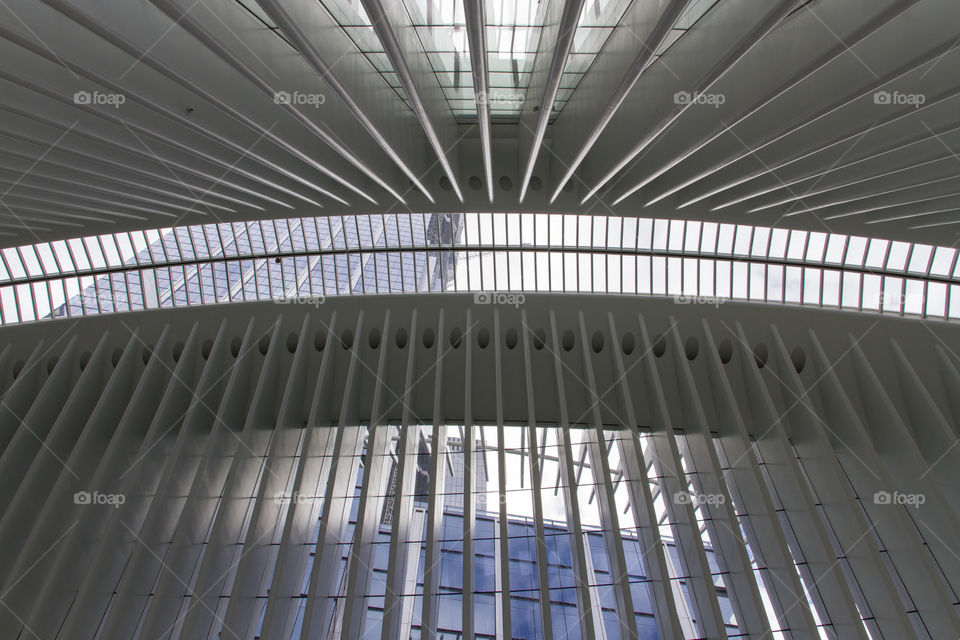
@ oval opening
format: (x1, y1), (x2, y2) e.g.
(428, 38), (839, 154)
(47, 356), (59, 374)
(477, 327), (490, 349)
(174, 341), (186, 361)
(533, 328), (546, 351)
(718, 339), (733, 364)
(591, 330), (604, 353)
(257, 335), (270, 355)
(754, 343), (769, 368)
(286, 331), (299, 353)
(111, 348), (123, 367)
(622, 332), (635, 355)
(396, 328), (408, 349)
(423, 328), (436, 349)
(652, 334), (666, 358)
(505, 328), (518, 350)
(685, 336), (699, 360)
(450, 327), (463, 349)
(791, 346), (806, 373)
(341, 330), (354, 350)
(561, 329), (575, 352)
(315, 331), (327, 351)
(368, 328), (381, 349)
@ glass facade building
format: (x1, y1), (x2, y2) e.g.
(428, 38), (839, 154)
(46, 213), (465, 319)
(250, 426), (754, 640)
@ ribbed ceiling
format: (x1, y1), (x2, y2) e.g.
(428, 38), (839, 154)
(0, 0), (958, 246)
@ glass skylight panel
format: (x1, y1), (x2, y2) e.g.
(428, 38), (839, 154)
(608, 216), (622, 249)
(768, 228), (789, 259)
(668, 220), (685, 252)
(845, 236), (868, 267)
(733, 226), (751, 256)
(19, 247), (42, 277)
(908, 244), (933, 274)
(930, 246), (957, 276)
(407, 1), (474, 120)
(34, 244), (57, 275)
(549, 0), (631, 116)
(751, 227), (770, 257)
(642, 0), (723, 65)
(1, 213), (958, 324)
(278, 0), (415, 109)
(485, 0), (543, 121)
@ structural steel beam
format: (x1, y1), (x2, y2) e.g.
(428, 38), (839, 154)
(463, 0), (494, 203)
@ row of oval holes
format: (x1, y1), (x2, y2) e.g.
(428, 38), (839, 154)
(24, 328), (806, 377)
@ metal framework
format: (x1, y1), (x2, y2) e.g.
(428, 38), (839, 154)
(0, 0), (958, 247)
(1, 213), (959, 324)
(0, 293), (956, 639)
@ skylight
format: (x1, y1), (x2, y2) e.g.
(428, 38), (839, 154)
(229, 0), (729, 124)
(0, 213), (957, 325)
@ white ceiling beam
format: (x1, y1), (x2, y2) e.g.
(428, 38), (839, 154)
(463, 0), (494, 203)
(363, 0), (465, 202)
(548, 0), (691, 203)
(517, 0), (584, 203)
(255, 0), (435, 204)
(579, 0), (802, 205)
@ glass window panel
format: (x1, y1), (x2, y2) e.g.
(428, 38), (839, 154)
(751, 226), (770, 257)
(684, 220), (701, 253)
(929, 246), (956, 276)
(18, 247), (43, 277)
(881, 277), (904, 313)
(733, 226), (752, 256)
(806, 232), (827, 262)
(4, 213), (958, 324)
(908, 244), (933, 274)
(841, 272), (861, 308)
(822, 271), (841, 306)
(864, 238), (888, 269)
(845, 236), (868, 267)
(637, 219), (653, 250)
(621, 217), (637, 250)
(904, 279), (925, 315)
(768, 228), (789, 259)
(716, 224), (735, 255)
(785, 266), (802, 303)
